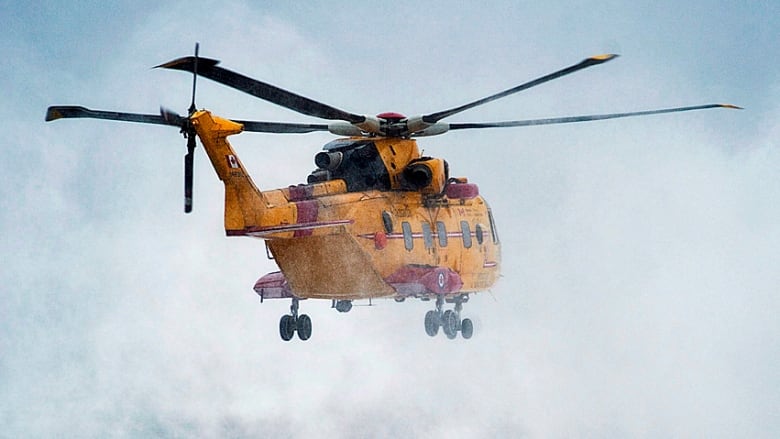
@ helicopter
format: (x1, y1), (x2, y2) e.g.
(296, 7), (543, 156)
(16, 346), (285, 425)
(46, 45), (739, 342)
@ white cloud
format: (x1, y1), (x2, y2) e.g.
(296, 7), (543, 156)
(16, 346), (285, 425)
(2, 1), (778, 437)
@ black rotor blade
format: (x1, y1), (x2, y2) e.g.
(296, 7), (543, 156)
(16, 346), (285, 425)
(447, 104), (742, 130)
(189, 43), (199, 115)
(47, 105), (329, 134)
(157, 56), (366, 124)
(233, 120), (330, 134)
(159, 107), (187, 126)
(422, 54), (618, 124)
(46, 106), (180, 127)
(184, 136), (195, 213)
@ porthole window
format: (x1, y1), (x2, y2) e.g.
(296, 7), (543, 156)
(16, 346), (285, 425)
(422, 222), (433, 249)
(382, 211), (393, 233)
(437, 221), (448, 247)
(402, 221), (413, 251)
(475, 224), (484, 245)
(460, 220), (472, 249)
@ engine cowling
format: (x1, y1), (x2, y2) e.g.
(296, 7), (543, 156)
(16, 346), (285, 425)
(314, 151), (343, 170)
(402, 157), (448, 194)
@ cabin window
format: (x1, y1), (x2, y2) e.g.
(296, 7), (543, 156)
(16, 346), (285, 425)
(421, 222), (433, 249)
(382, 211), (393, 233)
(487, 208), (499, 244)
(436, 221), (448, 247)
(475, 224), (485, 245)
(402, 221), (413, 251)
(460, 221), (472, 249)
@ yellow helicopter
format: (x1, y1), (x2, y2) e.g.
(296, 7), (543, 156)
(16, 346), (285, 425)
(46, 45), (739, 341)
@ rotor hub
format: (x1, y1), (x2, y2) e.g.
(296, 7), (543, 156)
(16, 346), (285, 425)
(376, 112), (406, 122)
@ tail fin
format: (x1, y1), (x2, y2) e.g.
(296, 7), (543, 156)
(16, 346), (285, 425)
(191, 110), (267, 232)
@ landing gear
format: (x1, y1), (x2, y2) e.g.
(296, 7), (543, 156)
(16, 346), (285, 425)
(296, 314), (312, 340)
(423, 295), (473, 340)
(424, 310), (440, 336)
(442, 309), (458, 339)
(279, 314), (296, 341)
(334, 300), (353, 313)
(279, 298), (312, 341)
(460, 317), (474, 339)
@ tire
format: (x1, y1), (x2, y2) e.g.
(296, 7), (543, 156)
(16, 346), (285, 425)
(461, 318), (474, 339)
(336, 300), (352, 313)
(297, 314), (312, 341)
(279, 315), (295, 341)
(442, 310), (458, 339)
(425, 310), (439, 337)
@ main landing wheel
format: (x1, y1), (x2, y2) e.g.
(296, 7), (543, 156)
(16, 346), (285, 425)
(279, 314), (296, 341)
(297, 314), (312, 340)
(460, 318), (474, 339)
(424, 310), (440, 336)
(442, 310), (459, 339)
(423, 295), (474, 340)
(279, 298), (312, 342)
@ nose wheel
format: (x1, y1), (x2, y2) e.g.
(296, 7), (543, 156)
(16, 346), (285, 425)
(333, 300), (353, 313)
(424, 295), (473, 340)
(279, 298), (312, 341)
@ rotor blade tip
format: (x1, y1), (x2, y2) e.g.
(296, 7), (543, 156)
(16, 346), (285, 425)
(591, 53), (619, 62)
(154, 56), (220, 71)
(45, 107), (62, 121)
(720, 104), (743, 110)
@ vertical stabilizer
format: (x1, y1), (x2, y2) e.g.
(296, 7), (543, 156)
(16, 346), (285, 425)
(191, 110), (267, 233)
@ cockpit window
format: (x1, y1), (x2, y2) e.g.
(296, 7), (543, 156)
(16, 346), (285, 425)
(487, 208), (499, 244)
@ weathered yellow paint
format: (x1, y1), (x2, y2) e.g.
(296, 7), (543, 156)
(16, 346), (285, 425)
(192, 110), (500, 300)
(269, 233), (395, 299)
(373, 138), (420, 189)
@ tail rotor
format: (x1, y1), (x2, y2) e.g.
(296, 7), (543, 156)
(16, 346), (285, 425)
(182, 42), (199, 213)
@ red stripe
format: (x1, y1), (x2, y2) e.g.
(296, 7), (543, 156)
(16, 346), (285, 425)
(295, 200), (319, 237)
(288, 185), (314, 201)
(359, 232), (467, 240)
(228, 219), (352, 237)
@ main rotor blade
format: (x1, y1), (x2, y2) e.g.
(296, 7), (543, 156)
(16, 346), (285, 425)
(47, 105), (329, 134)
(422, 54), (618, 124)
(46, 106), (179, 126)
(233, 120), (329, 134)
(447, 104), (742, 130)
(157, 56), (367, 124)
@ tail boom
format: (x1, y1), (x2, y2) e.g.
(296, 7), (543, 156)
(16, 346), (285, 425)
(191, 110), (283, 233)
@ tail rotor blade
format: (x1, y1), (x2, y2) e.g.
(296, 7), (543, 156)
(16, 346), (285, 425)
(188, 42), (199, 115)
(160, 106), (186, 126)
(184, 135), (195, 213)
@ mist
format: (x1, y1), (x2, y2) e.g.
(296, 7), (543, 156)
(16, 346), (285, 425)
(2, 1), (778, 437)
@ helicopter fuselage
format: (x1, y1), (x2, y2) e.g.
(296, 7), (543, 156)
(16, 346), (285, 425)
(192, 110), (501, 301)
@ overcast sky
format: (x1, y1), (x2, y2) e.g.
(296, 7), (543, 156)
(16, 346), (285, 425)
(2, 1), (778, 437)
